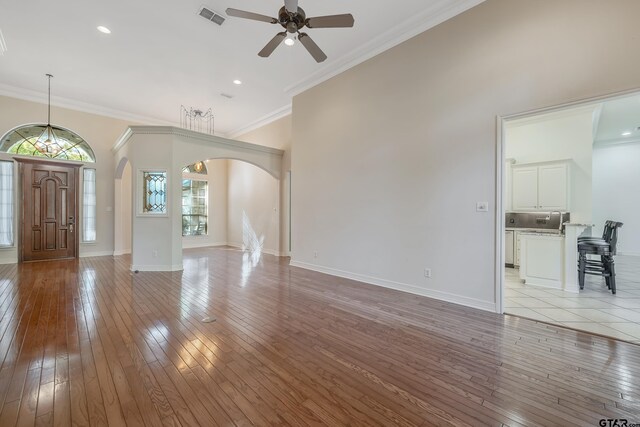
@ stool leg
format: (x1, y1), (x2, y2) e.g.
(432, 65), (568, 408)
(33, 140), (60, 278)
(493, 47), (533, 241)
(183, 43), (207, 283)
(608, 256), (616, 295)
(578, 251), (586, 290)
(602, 255), (611, 290)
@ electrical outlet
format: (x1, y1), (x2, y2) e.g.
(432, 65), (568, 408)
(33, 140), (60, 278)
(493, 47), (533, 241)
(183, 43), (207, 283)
(476, 201), (489, 212)
(424, 268), (432, 278)
(313, 251), (318, 258)
(152, 250), (158, 258)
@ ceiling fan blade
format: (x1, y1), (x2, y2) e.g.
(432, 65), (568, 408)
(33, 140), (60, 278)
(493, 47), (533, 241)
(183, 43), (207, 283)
(306, 14), (354, 29)
(258, 32), (287, 57)
(284, 0), (298, 13)
(298, 33), (327, 63)
(226, 8), (277, 24)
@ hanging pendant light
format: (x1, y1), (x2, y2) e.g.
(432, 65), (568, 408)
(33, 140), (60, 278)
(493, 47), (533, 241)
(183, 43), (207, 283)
(35, 74), (62, 156)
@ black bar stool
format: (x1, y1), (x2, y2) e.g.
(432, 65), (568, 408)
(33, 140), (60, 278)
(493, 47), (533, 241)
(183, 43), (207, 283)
(577, 221), (623, 294)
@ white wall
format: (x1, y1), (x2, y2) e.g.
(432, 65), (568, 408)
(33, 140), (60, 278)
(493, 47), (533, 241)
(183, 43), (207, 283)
(505, 107), (595, 222)
(290, 0), (640, 311)
(593, 142), (640, 255)
(182, 159), (227, 248)
(227, 160), (280, 255)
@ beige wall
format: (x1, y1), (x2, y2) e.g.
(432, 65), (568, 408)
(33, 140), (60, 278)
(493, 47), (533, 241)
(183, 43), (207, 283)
(0, 95), (133, 262)
(235, 115), (292, 254)
(227, 160), (280, 255)
(290, 0), (640, 311)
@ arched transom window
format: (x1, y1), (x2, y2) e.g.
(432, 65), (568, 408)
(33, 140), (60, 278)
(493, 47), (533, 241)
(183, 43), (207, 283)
(0, 124), (96, 162)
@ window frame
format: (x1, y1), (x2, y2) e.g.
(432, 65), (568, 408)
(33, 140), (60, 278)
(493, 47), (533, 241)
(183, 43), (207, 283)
(137, 169), (169, 217)
(181, 177), (208, 237)
(0, 160), (15, 248)
(82, 167), (97, 243)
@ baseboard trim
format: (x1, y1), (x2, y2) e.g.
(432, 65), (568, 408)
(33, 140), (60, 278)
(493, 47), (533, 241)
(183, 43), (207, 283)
(80, 250), (114, 258)
(289, 260), (496, 312)
(225, 243), (285, 257)
(182, 241), (228, 249)
(113, 250), (131, 256)
(130, 264), (184, 272)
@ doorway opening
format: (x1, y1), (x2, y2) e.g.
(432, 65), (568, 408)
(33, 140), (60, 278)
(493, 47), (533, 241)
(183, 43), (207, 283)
(498, 89), (640, 344)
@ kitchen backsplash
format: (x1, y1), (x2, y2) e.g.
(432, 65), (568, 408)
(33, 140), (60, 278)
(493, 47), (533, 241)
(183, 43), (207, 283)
(505, 212), (570, 230)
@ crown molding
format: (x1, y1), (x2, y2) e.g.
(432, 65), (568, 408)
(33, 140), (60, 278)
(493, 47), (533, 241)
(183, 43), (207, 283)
(113, 125), (285, 156)
(284, 0), (485, 98)
(226, 104), (292, 140)
(594, 135), (640, 148)
(0, 83), (176, 127)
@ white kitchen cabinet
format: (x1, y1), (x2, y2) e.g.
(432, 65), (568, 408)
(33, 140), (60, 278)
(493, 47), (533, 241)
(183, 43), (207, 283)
(515, 231), (521, 267)
(512, 166), (538, 211)
(537, 163), (568, 210)
(519, 233), (565, 289)
(511, 161), (570, 212)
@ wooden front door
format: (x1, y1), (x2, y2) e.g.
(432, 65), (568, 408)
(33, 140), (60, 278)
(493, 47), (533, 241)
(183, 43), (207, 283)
(19, 159), (79, 262)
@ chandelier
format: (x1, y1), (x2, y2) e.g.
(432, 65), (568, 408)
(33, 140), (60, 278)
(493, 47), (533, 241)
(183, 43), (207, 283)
(34, 74), (63, 156)
(180, 106), (214, 135)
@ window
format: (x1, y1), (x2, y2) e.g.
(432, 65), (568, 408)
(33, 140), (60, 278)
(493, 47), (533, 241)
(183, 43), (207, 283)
(182, 162), (207, 175)
(142, 171), (167, 214)
(0, 161), (13, 247)
(82, 168), (96, 242)
(182, 179), (207, 236)
(0, 124), (95, 162)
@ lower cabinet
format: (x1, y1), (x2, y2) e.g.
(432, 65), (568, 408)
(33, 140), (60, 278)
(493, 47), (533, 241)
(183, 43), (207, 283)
(519, 233), (565, 289)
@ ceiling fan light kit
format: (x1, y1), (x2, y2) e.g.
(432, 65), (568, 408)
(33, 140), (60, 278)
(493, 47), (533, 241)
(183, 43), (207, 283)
(226, 0), (354, 63)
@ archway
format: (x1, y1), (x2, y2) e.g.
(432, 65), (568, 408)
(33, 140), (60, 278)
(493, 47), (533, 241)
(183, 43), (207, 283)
(112, 126), (285, 271)
(114, 157), (132, 255)
(179, 159), (281, 257)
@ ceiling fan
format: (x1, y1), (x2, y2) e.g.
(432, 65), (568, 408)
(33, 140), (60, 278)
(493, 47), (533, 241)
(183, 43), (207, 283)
(226, 0), (354, 63)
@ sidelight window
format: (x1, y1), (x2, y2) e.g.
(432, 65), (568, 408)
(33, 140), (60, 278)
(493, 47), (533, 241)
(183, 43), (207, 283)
(0, 161), (13, 247)
(82, 168), (96, 242)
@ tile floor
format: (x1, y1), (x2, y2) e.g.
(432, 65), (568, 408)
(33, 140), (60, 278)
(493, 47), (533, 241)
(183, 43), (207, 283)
(505, 254), (640, 344)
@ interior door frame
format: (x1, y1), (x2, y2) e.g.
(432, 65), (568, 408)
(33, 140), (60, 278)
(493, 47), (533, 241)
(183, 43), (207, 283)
(14, 156), (81, 262)
(494, 87), (640, 315)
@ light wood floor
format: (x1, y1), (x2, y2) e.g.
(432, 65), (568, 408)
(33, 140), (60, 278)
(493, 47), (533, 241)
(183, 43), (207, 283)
(0, 247), (639, 426)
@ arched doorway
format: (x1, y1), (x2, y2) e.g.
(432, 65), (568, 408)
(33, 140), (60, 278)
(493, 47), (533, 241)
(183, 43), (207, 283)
(114, 157), (132, 256)
(113, 126), (285, 271)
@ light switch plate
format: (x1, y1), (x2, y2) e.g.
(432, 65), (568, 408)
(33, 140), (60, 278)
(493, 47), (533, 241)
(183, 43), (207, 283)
(476, 201), (489, 212)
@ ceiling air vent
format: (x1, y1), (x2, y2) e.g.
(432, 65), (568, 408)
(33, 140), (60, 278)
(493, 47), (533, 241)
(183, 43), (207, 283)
(220, 93), (233, 99)
(198, 7), (225, 26)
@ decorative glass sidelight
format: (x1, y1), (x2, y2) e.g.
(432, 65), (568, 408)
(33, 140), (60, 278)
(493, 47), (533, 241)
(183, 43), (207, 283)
(142, 171), (167, 214)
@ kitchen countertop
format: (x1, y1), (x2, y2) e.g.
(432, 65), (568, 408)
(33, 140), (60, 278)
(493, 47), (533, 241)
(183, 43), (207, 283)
(518, 231), (564, 238)
(506, 227), (563, 234)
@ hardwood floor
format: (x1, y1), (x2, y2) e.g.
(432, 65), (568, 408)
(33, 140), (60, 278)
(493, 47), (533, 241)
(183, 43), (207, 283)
(0, 247), (639, 426)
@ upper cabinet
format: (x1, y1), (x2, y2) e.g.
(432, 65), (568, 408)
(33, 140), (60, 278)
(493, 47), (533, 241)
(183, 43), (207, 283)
(511, 161), (570, 212)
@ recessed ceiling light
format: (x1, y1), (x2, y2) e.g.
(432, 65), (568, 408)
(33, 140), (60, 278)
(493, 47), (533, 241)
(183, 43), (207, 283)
(233, 79), (242, 85)
(97, 26), (111, 34)
(622, 131), (632, 136)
